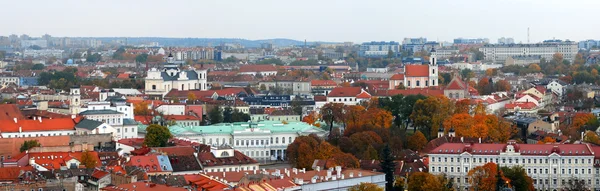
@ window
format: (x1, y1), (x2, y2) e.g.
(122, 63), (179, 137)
(416, 80), (420, 87)
(275, 137), (279, 144)
(289, 137), (292, 143)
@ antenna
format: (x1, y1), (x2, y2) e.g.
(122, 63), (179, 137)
(527, 27), (530, 43)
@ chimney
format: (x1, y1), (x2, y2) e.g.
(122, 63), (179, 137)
(302, 168), (306, 173)
(71, 115), (76, 119)
(335, 166), (341, 178)
(461, 137), (464, 143)
(358, 172), (362, 177)
(38, 117), (42, 123)
(253, 169), (257, 174)
(13, 118), (17, 123)
(223, 171), (225, 178)
(316, 166), (320, 172)
(341, 174), (345, 179)
(349, 172), (354, 178)
(479, 137), (482, 143)
(326, 170), (332, 179)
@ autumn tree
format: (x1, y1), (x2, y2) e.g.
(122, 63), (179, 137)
(407, 130), (427, 151)
(348, 131), (383, 158)
(408, 172), (443, 191)
(562, 113), (595, 142)
(80, 150), (98, 168)
(537, 136), (556, 144)
(349, 182), (384, 191)
(287, 135), (320, 169)
(187, 92), (197, 102)
(302, 111), (321, 127)
(494, 80), (511, 92)
(584, 131), (600, 145)
(20, 140), (41, 152)
(528, 63), (541, 72)
(468, 162), (508, 191)
(410, 95), (454, 139)
(144, 124), (172, 147)
(485, 115), (518, 143)
(134, 102), (151, 115)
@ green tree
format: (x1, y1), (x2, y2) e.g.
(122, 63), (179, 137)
(143, 124), (172, 147)
(135, 53), (149, 63)
(231, 110), (250, 122)
(387, 50), (395, 59)
(223, 107), (233, 123)
(564, 177), (588, 191)
(380, 144), (396, 191)
(460, 69), (474, 80)
(0, 51), (5, 59)
(80, 150), (98, 168)
(501, 166), (534, 191)
(86, 53), (102, 62)
(31, 64), (45, 70)
(291, 97), (303, 115)
(20, 140), (41, 152)
(208, 106), (223, 124)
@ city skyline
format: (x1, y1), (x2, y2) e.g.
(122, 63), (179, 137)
(2, 0), (599, 43)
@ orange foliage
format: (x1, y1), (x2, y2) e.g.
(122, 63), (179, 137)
(444, 113), (516, 142)
(537, 137), (556, 144)
(455, 99), (471, 114)
(468, 162), (509, 191)
(344, 106), (392, 136)
(302, 111), (321, 126)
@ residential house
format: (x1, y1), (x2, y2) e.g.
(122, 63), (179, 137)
(327, 87), (371, 105)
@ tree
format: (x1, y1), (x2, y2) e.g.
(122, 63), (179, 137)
(407, 131), (427, 151)
(208, 106), (223, 124)
(32, 63), (45, 70)
(320, 103), (344, 134)
(411, 95), (454, 139)
(380, 144), (396, 191)
(408, 172), (443, 191)
(528, 63), (541, 72)
(485, 68), (496, 76)
(80, 150), (98, 168)
(223, 107), (233, 123)
(143, 124), (172, 147)
(259, 84), (267, 91)
(500, 166), (534, 191)
(349, 183), (384, 191)
(86, 53), (102, 62)
(231, 110), (250, 122)
(387, 50), (395, 59)
(133, 102), (151, 116)
(20, 140), (41, 152)
(584, 131), (600, 145)
(553, 52), (564, 64)
(460, 69), (474, 80)
(468, 162), (506, 191)
(537, 136), (556, 144)
(494, 80), (511, 92)
(564, 177), (589, 191)
(187, 92), (197, 102)
(291, 97), (303, 115)
(485, 115), (517, 143)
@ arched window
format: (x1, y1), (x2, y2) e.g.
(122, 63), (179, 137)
(152, 85), (156, 90)
(416, 80), (420, 87)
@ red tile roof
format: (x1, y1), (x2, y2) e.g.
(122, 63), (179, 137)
(311, 80), (337, 86)
(134, 116), (151, 125)
(0, 166), (34, 182)
(0, 136), (71, 159)
(197, 150), (257, 167)
(127, 155), (169, 173)
(164, 115), (200, 121)
(430, 142), (594, 156)
(405, 65), (430, 77)
(314, 96), (327, 101)
(183, 174), (229, 191)
(328, 87), (362, 97)
(186, 105), (204, 116)
(506, 102), (537, 109)
(239, 65), (277, 72)
(101, 181), (188, 191)
(0, 104), (25, 120)
(116, 73), (130, 79)
(152, 146), (196, 156)
(390, 74), (405, 80)
(356, 91), (372, 99)
(0, 118), (77, 133)
(29, 151), (101, 170)
(373, 89), (444, 97)
(446, 77), (467, 90)
(92, 169), (110, 179)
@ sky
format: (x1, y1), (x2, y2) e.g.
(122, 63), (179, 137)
(1, 0), (599, 43)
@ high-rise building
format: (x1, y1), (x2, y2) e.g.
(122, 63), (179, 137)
(359, 41), (400, 58)
(479, 40), (578, 63)
(498, 37), (515, 44)
(579, 40), (600, 50)
(453, 38), (489, 44)
(402, 37), (427, 45)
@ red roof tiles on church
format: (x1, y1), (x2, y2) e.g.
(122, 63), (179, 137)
(390, 74), (405, 80)
(404, 65), (430, 77)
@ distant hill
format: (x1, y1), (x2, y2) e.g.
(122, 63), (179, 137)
(86, 37), (337, 48)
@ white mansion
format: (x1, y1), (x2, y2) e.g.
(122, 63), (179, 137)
(429, 140), (600, 190)
(145, 54), (208, 99)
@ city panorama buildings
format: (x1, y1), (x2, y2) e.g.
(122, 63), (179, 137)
(479, 41), (578, 64)
(144, 54), (208, 100)
(138, 121), (327, 162)
(428, 140), (600, 190)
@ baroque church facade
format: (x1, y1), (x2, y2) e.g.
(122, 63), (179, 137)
(145, 54), (208, 99)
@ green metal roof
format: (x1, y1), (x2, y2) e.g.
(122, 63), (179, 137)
(136, 121), (327, 136)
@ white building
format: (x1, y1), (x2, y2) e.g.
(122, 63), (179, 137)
(479, 41), (578, 63)
(145, 54), (208, 99)
(0, 76), (20, 86)
(22, 49), (64, 59)
(326, 87), (372, 105)
(141, 121), (327, 162)
(78, 91), (137, 139)
(429, 141), (600, 190)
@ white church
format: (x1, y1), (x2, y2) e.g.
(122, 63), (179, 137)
(145, 53), (208, 99)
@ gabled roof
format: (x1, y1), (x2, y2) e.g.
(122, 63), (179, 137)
(127, 155), (173, 173)
(327, 87), (362, 97)
(0, 104), (25, 120)
(405, 65), (430, 77)
(0, 118), (78, 133)
(356, 91), (372, 99)
(0, 166), (35, 182)
(75, 119), (104, 130)
(29, 151), (101, 170)
(239, 65), (277, 72)
(390, 74), (405, 80)
(505, 102), (538, 110)
(446, 76), (467, 90)
(310, 80), (337, 86)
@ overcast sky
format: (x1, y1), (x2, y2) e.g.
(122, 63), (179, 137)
(1, 0), (598, 43)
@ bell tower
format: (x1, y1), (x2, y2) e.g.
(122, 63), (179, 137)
(429, 48), (439, 87)
(69, 86), (81, 115)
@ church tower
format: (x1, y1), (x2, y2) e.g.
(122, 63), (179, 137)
(429, 48), (439, 87)
(69, 86), (81, 115)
